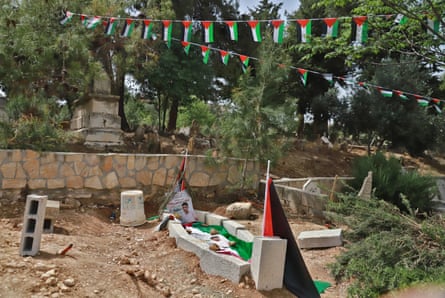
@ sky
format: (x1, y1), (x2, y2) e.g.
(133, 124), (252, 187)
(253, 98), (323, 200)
(239, 0), (300, 16)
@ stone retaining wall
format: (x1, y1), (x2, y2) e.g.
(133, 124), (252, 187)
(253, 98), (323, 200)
(0, 150), (259, 203)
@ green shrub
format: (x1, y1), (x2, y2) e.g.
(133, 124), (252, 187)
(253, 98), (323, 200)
(327, 195), (445, 297)
(348, 152), (437, 212)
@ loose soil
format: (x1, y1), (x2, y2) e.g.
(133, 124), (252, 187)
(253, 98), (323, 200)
(1, 139), (444, 298)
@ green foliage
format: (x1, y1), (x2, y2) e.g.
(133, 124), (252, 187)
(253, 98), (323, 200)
(349, 152), (437, 212)
(177, 98), (216, 130)
(326, 195), (445, 297)
(2, 95), (70, 151)
(124, 94), (157, 131)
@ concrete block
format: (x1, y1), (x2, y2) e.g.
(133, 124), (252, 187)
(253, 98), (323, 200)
(199, 249), (250, 283)
(236, 229), (255, 243)
(194, 210), (208, 223)
(206, 213), (228, 226)
(250, 237), (287, 291)
(120, 190), (146, 227)
(176, 235), (208, 258)
(297, 229), (343, 249)
(167, 221), (188, 239)
(19, 194), (48, 256)
(222, 220), (245, 237)
(45, 200), (60, 218)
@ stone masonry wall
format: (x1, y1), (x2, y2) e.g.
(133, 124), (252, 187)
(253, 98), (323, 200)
(0, 150), (259, 203)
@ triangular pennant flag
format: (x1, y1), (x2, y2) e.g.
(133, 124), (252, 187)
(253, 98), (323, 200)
(80, 14), (88, 26)
(322, 73), (334, 86)
(141, 20), (154, 40)
(239, 55), (250, 73)
(296, 19), (312, 43)
(104, 18), (118, 35)
(60, 11), (73, 25)
(85, 16), (101, 29)
(427, 17), (440, 35)
(262, 178), (321, 298)
(248, 20), (262, 42)
(181, 41), (191, 55)
(201, 45), (210, 64)
(394, 14), (408, 25)
(271, 20), (285, 43)
(162, 20), (173, 47)
(121, 19), (135, 38)
(358, 81), (369, 89)
(202, 21), (214, 43)
(225, 21), (238, 41)
(297, 68), (308, 86)
(352, 16), (368, 43)
(394, 90), (408, 100)
(378, 88), (393, 97)
(220, 50), (230, 65)
(174, 156), (187, 192)
(433, 104), (442, 113)
(182, 20), (193, 42)
(323, 18), (339, 38)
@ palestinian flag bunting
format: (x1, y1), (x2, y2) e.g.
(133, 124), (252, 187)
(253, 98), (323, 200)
(239, 55), (249, 73)
(296, 19), (311, 43)
(182, 21), (193, 42)
(202, 21), (215, 43)
(322, 73), (334, 86)
(352, 16), (368, 43)
(271, 20), (285, 43)
(80, 14), (88, 26)
(427, 17), (440, 35)
(394, 14), (408, 25)
(181, 41), (191, 55)
(85, 16), (101, 29)
(162, 20), (173, 47)
(104, 18), (118, 35)
(201, 45), (210, 64)
(297, 68), (308, 86)
(262, 177), (323, 298)
(220, 50), (230, 65)
(379, 88), (393, 97)
(141, 20), (154, 40)
(60, 11), (73, 25)
(394, 90), (408, 100)
(417, 99), (429, 107)
(248, 21), (262, 42)
(121, 19), (135, 37)
(324, 18), (339, 38)
(225, 21), (238, 41)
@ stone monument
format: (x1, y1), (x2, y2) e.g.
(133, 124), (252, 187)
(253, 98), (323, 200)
(70, 73), (124, 148)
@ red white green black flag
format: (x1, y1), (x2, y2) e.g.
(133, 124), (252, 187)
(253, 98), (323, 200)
(121, 19), (135, 37)
(323, 18), (339, 38)
(182, 21), (193, 42)
(60, 11), (73, 25)
(239, 55), (249, 73)
(141, 20), (154, 40)
(225, 21), (238, 41)
(162, 20), (172, 47)
(296, 19), (311, 43)
(248, 21), (262, 42)
(271, 20), (285, 43)
(201, 45), (210, 64)
(202, 21), (214, 43)
(181, 41), (191, 55)
(352, 16), (368, 43)
(220, 50), (229, 65)
(104, 18), (118, 35)
(297, 68), (308, 86)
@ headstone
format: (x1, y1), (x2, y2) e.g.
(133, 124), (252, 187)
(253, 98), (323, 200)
(303, 179), (321, 195)
(358, 171), (373, 200)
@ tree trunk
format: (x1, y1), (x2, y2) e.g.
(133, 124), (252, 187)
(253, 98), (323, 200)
(167, 97), (179, 132)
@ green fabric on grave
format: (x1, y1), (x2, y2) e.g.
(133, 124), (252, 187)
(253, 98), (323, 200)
(192, 222), (253, 261)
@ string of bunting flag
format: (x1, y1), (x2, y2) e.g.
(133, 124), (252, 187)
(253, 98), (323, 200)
(173, 37), (444, 111)
(59, 11), (444, 111)
(60, 10), (442, 45)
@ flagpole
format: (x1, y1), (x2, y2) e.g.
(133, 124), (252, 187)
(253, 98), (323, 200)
(261, 160), (271, 236)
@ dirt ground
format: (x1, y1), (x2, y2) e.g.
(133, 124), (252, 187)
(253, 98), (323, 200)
(1, 139), (444, 298)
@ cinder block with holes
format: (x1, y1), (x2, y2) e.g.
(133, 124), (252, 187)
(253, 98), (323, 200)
(19, 194), (48, 256)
